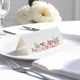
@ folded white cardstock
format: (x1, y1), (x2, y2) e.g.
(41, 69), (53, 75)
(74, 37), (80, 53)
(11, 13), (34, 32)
(0, 35), (20, 53)
(16, 26), (63, 55)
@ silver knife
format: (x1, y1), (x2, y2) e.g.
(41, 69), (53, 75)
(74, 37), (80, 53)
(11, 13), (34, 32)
(22, 26), (40, 31)
(3, 30), (16, 35)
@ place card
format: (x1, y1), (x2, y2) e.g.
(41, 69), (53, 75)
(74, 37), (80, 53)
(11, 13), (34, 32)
(0, 35), (20, 53)
(16, 26), (63, 55)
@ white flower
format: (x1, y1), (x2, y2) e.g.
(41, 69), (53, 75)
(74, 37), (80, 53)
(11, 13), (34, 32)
(31, 1), (62, 23)
(16, 5), (33, 25)
(16, 1), (62, 25)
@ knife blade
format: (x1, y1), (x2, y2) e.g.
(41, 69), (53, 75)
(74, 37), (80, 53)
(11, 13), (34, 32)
(3, 30), (16, 35)
(22, 26), (40, 31)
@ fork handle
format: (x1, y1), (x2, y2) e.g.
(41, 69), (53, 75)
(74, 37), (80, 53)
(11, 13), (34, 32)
(23, 69), (47, 80)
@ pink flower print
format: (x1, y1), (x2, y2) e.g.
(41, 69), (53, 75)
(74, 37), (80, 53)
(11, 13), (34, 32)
(51, 39), (56, 43)
(38, 48), (42, 52)
(31, 36), (60, 53)
(38, 45), (46, 52)
(43, 42), (51, 50)
(50, 42), (56, 48)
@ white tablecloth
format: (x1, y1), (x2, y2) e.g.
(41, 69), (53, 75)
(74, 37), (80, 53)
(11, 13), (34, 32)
(0, 21), (80, 80)
(4, 21), (80, 36)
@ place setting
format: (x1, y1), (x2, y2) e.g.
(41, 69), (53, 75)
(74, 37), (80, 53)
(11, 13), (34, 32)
(0, 0), (80, 80)
(0, 22), (80, 79)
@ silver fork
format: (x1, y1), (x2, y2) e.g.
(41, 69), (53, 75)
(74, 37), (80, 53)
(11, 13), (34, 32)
(6, 59), (47, 80)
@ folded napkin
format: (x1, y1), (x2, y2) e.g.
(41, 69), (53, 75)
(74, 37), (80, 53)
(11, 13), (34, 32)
(32, 46), (80, 80)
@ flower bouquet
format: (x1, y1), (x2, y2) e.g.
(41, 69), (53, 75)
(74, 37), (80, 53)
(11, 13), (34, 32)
(16, 0), (62, 25)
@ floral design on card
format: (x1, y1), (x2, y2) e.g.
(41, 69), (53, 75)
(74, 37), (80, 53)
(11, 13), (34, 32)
(31, 36), (60, 53)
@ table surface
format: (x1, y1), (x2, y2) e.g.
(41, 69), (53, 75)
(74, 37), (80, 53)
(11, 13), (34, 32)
(0, 21), (80, 80)
(4, 21), (80, 35)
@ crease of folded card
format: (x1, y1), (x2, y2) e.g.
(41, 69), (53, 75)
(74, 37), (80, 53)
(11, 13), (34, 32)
(32, 46), (80, 80)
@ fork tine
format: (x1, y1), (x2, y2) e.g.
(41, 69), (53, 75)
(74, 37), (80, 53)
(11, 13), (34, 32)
(6, 59), (20, 69)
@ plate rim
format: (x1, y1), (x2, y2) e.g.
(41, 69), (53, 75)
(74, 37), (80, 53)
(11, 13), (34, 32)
(0, 33), (80, 61)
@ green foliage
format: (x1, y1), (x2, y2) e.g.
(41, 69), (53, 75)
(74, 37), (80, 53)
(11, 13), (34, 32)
(34, 43), (40, 48)
(28, 0), (38, 6)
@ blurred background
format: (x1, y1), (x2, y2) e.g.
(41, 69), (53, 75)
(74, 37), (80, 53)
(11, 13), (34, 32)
(4, 0), (80, 27)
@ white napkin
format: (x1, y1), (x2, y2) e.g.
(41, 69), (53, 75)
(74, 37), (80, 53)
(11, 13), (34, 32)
(32, 46), (80, 80)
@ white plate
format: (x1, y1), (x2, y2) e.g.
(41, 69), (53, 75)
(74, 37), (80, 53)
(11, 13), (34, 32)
(0, 33), (80, 61)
